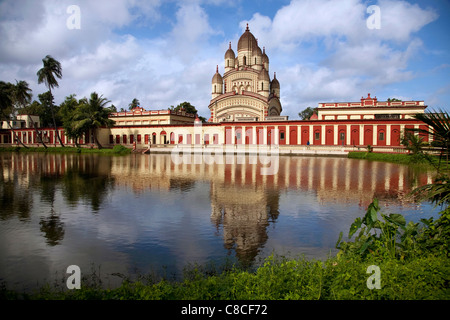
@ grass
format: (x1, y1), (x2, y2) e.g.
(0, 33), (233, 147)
(348, 151), (448, 170)
(2, 251), (448, 300)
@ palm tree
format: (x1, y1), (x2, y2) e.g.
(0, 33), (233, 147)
(37, 55), (64, 147)
(411, 108), (450, 172)
(72, 92), (115, 149)
(128, 98), (140, 110)
(0, 81), (27, 148)
(409, 108), (450, 207)
(13, 80), (47, 148)
(400, 131), (427, 155)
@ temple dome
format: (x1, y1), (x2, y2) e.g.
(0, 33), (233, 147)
(225, 42), (235, 59)
(258, 67), (270, 81)
(271, 72), (279, 88)
(262, 47), (269, 63)
(237, 24), (259, 52)
(212, 65), (223, 84)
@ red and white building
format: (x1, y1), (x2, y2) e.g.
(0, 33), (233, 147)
(0, 93), (429, 152)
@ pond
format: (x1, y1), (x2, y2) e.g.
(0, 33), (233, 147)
(0, 152), (439, 291)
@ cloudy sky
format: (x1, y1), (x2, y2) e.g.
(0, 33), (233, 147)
(0, 0), (449, 119)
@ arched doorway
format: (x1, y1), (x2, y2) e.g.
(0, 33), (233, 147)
(160, 131), (167, 144)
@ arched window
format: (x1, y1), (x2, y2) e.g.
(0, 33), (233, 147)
(255, 57), (257, 64)
(261, 82), (264, 90)
(214, 85), (216, 93)
(243, 56), (246, 65)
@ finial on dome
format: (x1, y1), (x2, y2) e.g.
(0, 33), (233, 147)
(229, 41), (231, 49)
(274, 72), (276, 78)
(216, 65), (218, 73)
(246, 23), (249, 31)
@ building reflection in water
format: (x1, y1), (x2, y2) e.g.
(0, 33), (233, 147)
(1, 152), (434, 266)
(108, 153), (433, 264)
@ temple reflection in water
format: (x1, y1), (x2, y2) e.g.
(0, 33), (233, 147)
(1, 152), (433, 267)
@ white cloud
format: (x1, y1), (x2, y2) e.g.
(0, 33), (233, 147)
(237, 0), (438, 118)
(376, 0), (438, 42)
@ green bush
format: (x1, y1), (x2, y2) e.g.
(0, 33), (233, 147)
(112, 145), (131, 154)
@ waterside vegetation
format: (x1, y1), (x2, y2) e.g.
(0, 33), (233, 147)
(1, 202), (448, 300)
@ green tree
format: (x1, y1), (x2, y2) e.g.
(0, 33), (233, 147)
(72, 92), (115, 149)
(387, 98), (402, 102)
(0, 81), (27, 147)
(108, 104), (117, 113)
(59, 94), (84, 147)
(36, 91), (60, 128)
(174, 101), (198, 115)
(298, 106), (317, 120)
(37, 55), (64, 147)
(169, 101), (206, 122)
(128, 98), (140, 110)
(12, 80), (47, 148)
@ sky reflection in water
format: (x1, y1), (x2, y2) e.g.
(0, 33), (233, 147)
(0, 152), (438, 290)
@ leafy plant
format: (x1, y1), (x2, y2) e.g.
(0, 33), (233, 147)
(336, 198), (420, 259)
(401, 131), (427, 155)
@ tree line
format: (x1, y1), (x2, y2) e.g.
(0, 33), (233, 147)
(0, 55), (203, 149)
(0, 55), (115, 149)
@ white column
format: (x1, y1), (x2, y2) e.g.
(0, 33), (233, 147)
(373, 124), (378, 146)
(275, 126), (279, 145)
(286, 126), (290, 145)
(360, 125), (364, 146)
(346, 124), (351, 146)
(231, 126), (235, 144)
(334, 125), (338, 145)
(321, 125), (325, 145)
(386, 124), (391, 146)
(309, 125), (313, 145)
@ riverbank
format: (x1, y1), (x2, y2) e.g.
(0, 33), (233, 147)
(348, 151), (449, 171)
(2, 242), (448, 300)
(0, 145), (131, 155)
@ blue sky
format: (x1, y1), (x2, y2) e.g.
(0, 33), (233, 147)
(0, 0), (449, 119)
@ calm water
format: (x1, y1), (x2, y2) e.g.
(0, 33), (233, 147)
(0, 152), (438, 291)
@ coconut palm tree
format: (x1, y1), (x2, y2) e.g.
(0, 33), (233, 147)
(128, 98), (140, 110)
(37, 55), (64, 147)
(72, 92), (115, 149)
(13, 80), (47, 148)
